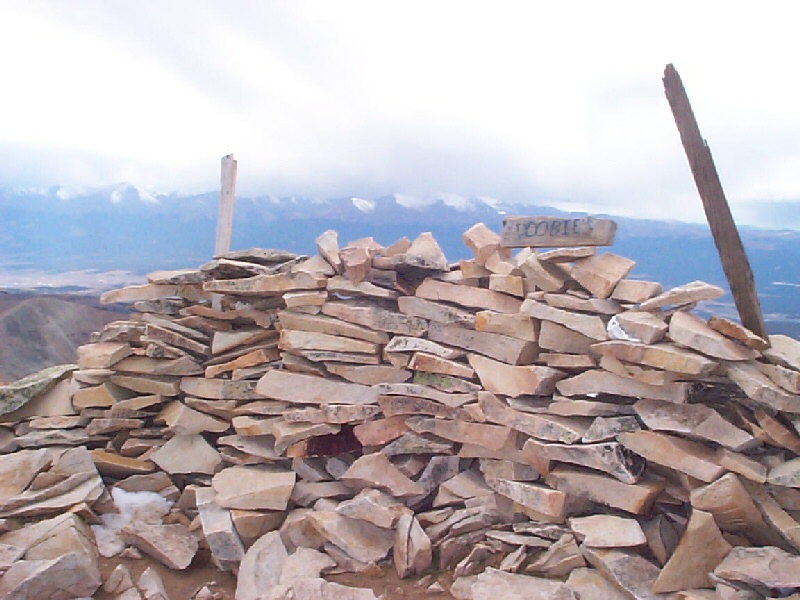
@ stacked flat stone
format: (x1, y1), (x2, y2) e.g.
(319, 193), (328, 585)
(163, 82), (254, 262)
(0, 224), (799, 599)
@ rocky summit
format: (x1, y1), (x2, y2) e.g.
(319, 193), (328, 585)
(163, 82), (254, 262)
(0, 222), (799, 599)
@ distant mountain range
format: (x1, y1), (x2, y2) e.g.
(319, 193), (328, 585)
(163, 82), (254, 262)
(2, 184), (799, 336)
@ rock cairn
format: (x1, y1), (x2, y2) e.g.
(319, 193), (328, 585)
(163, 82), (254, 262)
(1, 223), (799, 599)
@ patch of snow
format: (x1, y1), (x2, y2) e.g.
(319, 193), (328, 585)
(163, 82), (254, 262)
(438, 193), (470, 210)
(135, 185), (159, 204)
(394, 193), (430, 208)
(55, 185), (85, 200)
(351, 197), (376, 213)
(478, 195), (503, 209)
(90, 487), (172, 557)
(607, 315), (642, 342)
(109, 183), (159, 205)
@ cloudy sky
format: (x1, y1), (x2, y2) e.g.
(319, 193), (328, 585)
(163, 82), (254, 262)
(1, 1), (798, 227)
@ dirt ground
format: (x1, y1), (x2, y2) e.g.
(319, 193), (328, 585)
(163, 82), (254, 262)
(96, 551), (456, 599)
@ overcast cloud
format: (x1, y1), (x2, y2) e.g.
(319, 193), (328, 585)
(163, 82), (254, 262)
(1, 1), (799, 226)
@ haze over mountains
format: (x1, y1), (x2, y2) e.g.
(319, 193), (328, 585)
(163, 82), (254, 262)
(2, 183), (799, 337)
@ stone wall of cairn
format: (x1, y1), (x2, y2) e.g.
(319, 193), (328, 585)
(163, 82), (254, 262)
(1, 223), (799, 599)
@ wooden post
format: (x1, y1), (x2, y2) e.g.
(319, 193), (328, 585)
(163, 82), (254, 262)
(662, 64), (769, 342)
(213, 154), (237, 310)
(215, 154), (238, 257)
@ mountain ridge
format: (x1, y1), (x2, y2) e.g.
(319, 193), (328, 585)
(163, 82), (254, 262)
(2, 184), (798, 336)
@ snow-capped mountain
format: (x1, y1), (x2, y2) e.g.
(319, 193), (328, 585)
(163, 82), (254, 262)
(2, 184), (799, 336)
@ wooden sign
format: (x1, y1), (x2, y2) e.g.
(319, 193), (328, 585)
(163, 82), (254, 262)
(500, 216), (617, 248)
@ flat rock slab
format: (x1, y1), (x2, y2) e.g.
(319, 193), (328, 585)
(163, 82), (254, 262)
(689, 473), (779, 547)
(477, 311), (537, 342)
(725, 360), (800, 413)
(527, 532), (586, 577)
(611, 279), (663, 303)
(0, 448), (55, 503)
(767, 456), (800, 488)
(479, 391), (588, 444)
(406, 416), (511, 452)
(669, 311), (758, 361)
(545, 466), (664, 515)
(397, 296), (476, 327)
(121, 521), (198, 570)
(212, 466), (296, 510)
(557, 369), (691, 404)
(469, 354), (565, 397)
(308, 511), (394, 564)
(322, 302), (428, 336)
(634, 398), (755, 452)
(615, 311), (668, 344)
(90, 449), (156, 478)
(158, 400), (229, 435)
(256, 370), (379, 406)
(518, 252), (568, 292)
(591, 340), (717, 376)
(0, 551), (101, 599)
(149, 434), (222, 475)
(708, 316), (769, 350)
(326, 364), (410, 385)
(280, 329), (379, 354)
(180, 377), (260, 400)
(0, 447), (105, 519)
(279, 547), (336, 585)
(464, 222), (503, 265)
(618, 430), (725, 483)
(279, 311), (390, 344)
(427, 321), (537, 365)
(521, 299), (609, 341)
(384, 336), (465, 360)
(0, 364), (76, 417)
(100, 282), (210, 304)
(336, 488), (407, 529)
(570, 252), (636, 299)
(583, 546), (671, 600)
(341, 453), (424, 497)
(203, 271), (327, 296)
(235, 530), (289, 600)
(525, 439), (644, 484)
(485, 478), (567, 519)
(764, 334), (800, 371)
(374, 382), (475, 408)
(714, 545), (800, 590)
(539, 321), (595, 354)
(637, 280), (724, 311)
(77, 341), (132, 369)
(394, 512), (432, 578)
(652, 509), (732, 593)
(416, 278), (522, 314)
(390, 232), (449, 272)
(566, 567), (630, 600)
(195, 487), (246, 572)
(409, 352), (474, 378)
(582, 415), (641, 443)
(543, 293), (622, 316)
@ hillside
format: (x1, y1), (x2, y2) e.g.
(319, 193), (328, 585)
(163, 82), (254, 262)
(0, 293), (126, 381)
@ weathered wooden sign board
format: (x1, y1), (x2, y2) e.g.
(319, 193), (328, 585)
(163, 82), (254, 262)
(500, 216), (617, 248)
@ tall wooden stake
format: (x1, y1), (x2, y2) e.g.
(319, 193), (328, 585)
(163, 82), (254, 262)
(663, 64), (769, 342)
(215, 154), (238, 257)
(213, 154), (237, 310)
